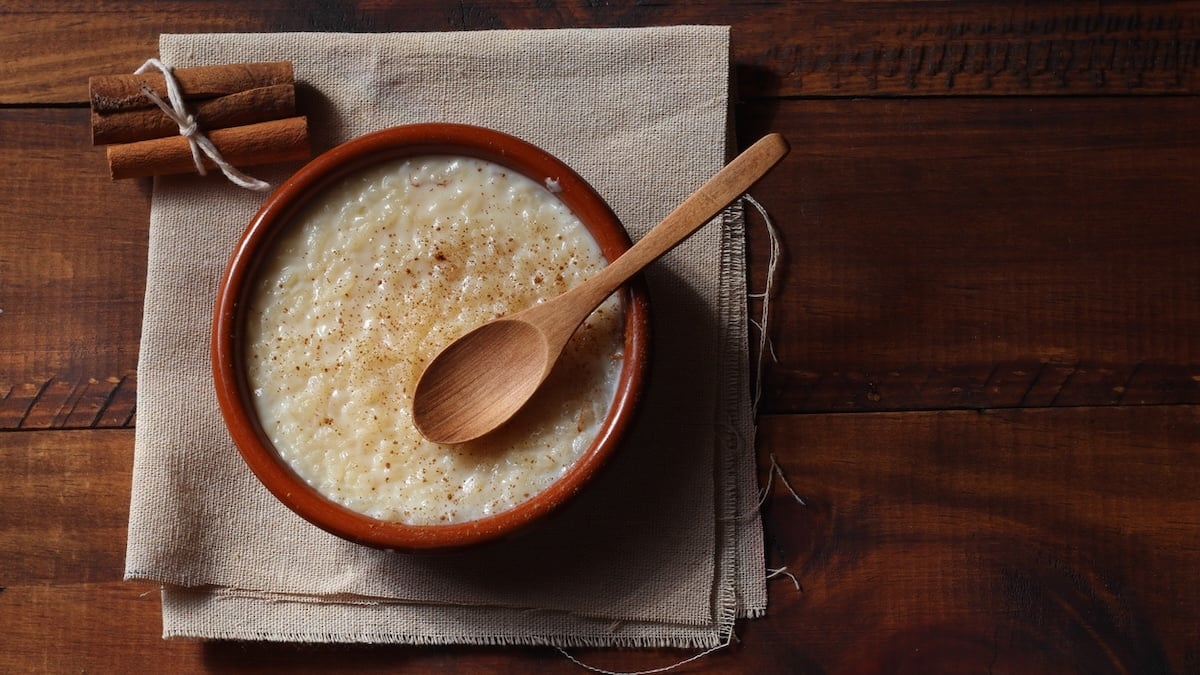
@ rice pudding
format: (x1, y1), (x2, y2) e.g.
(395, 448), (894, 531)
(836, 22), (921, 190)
(245, 155), (624, 526)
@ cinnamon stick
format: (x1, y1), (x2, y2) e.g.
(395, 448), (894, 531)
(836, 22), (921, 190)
(91, 84), (297, 145)
(107, 117), (311, 180)
(89, 61), (294, 114)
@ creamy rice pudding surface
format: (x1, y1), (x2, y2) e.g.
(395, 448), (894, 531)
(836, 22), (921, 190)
(245, 156), (624, 526)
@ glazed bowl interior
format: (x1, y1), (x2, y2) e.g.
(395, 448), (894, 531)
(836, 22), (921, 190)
(212, 123), (650, 551)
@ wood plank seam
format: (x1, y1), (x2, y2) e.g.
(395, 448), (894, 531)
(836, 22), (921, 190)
(1047, 362), (1080, 407)
(761, 361), (1200, 413)
(757, 25), (1200, 96)
(1016, 361), (1049, 408)
(2, 374), (137, 430)
(1114, 362), (1144, 406)
(94, 373), (134, 428)
(787, 37), (1197, 93)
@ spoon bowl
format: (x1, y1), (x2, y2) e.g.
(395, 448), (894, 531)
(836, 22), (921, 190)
(413, 133), (789, 444)
(412, 319), (551, 444)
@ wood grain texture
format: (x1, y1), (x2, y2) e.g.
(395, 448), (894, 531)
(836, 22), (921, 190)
(3, 2), (1200, 672)
(740, 96), (1200, 413)
(6, 98), (1200, 425)
(1, 372), (137, 430)
(0, 109), (146, 429)
(4, 408), (1198, 672)
(4, 1), (1200, 103)
(0, 1), (456, 105)
(754, 407), (1200, 674)
(0, 430), (135, 585)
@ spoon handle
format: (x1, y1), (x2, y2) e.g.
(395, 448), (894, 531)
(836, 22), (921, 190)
(562, 133), (789, 317)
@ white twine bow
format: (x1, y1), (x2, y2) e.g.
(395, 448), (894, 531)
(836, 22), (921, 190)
(134, 58), (271, 191)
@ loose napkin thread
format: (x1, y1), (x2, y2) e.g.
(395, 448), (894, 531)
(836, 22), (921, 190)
(554, 194), (792, 673)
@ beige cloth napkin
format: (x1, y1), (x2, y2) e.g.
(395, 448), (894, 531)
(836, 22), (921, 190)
(125, 26), (765, 647)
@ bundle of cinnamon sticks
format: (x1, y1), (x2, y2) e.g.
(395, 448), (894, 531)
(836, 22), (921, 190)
(89, 61), (310, 180)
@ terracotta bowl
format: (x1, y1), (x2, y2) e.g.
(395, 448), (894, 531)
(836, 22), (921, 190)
(212, 123), (651, 551)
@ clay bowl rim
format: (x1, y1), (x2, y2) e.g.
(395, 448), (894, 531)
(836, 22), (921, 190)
(211, 122), (651, 552)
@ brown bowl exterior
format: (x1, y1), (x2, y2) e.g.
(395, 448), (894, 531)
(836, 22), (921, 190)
(212, 123), (650, 551)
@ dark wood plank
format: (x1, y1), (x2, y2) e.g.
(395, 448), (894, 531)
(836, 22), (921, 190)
(753, 406), (1200, 674)
(0, 108), (145, 429)
(0, 429), (135, 584)
(4, 408), (1197, 672)
(4, 1), (1200, 104)
(5, 99), (1200, 425)
(2, 373), (136, 430)
(0, 1), (465, 105)
(737, 3), (1200, 97)
(741, 95), (1200, 413)
(0, 581), (770, 673)
(1, 581), (194, 672)
(0, 427), (781, 672)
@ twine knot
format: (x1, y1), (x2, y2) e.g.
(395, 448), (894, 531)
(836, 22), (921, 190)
(176, 114), (199, 139)
(134, 58), (271, 191)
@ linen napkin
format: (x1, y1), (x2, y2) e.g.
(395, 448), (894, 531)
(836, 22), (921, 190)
(125, 26), (765, 647)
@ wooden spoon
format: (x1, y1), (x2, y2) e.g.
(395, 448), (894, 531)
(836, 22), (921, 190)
(412, 133), (789, 443)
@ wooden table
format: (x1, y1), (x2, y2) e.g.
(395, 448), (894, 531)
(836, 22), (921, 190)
(4, 2), (1199, 672)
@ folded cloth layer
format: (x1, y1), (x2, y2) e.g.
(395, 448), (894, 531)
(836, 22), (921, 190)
(124, 26), (765, 647)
